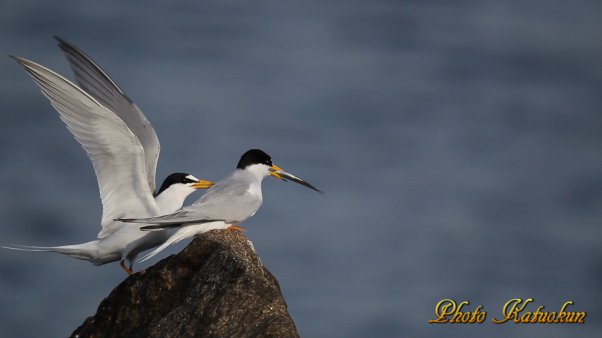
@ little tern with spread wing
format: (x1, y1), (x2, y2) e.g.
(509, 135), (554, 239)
(118, 149), (322, 263)
(3, 42), (214, 274)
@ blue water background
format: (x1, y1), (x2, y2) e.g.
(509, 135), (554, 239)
(0, 1), (600, 337)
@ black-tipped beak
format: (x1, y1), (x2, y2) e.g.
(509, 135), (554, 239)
(268, 166), (323, 194)
(268, 164), (286, 180)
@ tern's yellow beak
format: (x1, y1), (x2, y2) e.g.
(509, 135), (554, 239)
(191, 180), (215, 189)
(267, 165), (324, 194)
(269, 164), (286, 180)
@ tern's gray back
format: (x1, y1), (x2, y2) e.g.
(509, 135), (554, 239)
(186, 170), (263, 223)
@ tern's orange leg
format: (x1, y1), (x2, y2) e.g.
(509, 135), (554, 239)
(228, 225), (246, 232)
(120, 260), (133, 275)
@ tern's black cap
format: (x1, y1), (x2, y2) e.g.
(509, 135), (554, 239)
(236, 149), (273, 169)
(155, 173), (197, 196)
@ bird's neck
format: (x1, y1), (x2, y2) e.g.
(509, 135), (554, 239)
(236, 166), (267, 183)
(154, 186), (191, 214)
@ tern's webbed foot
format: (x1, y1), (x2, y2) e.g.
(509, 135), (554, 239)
(228, 225), (246, 232)
(120, 260), (134, 275)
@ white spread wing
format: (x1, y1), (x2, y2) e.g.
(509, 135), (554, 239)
(55, 36), (160, 193)
(13, 56), (158, 238)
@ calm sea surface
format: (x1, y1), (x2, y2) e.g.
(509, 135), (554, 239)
(0, 1), (600, 337)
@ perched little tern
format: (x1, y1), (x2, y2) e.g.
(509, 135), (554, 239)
(119, 149), (322, 262)
(3, 40), (214, 274)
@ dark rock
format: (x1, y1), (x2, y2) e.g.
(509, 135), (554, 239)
(70, 230), (299, 338)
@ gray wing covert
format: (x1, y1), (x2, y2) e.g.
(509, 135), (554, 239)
(55, 36), (161, 193)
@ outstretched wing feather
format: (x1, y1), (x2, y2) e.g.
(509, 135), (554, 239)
(12, 56), (158, 238)
(55, 36), (161, 193)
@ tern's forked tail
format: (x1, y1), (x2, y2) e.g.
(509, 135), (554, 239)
(138, 221), (230, 263)
(1, 240), (113, 265)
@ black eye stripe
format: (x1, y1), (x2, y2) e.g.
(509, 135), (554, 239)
(155, 173), (196, 197)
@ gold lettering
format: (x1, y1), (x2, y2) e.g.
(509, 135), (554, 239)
(430, 298), (585, 324)
(450, 301), (469, 323)
(428, 299), (457, 323)
(538, 312), (548, 323)
(574, 312), (586, 323)
(429, 299), (487, 324)
(475, 306), (487, 323)
(556, 310), (566, 323)
(520, 311), (532, 323)
(532, 306), (545, 323)
(559, 300), (586, 323)
(492, 298), (532, 324)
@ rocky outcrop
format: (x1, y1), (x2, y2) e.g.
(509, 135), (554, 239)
(70, 230), (299, 338)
